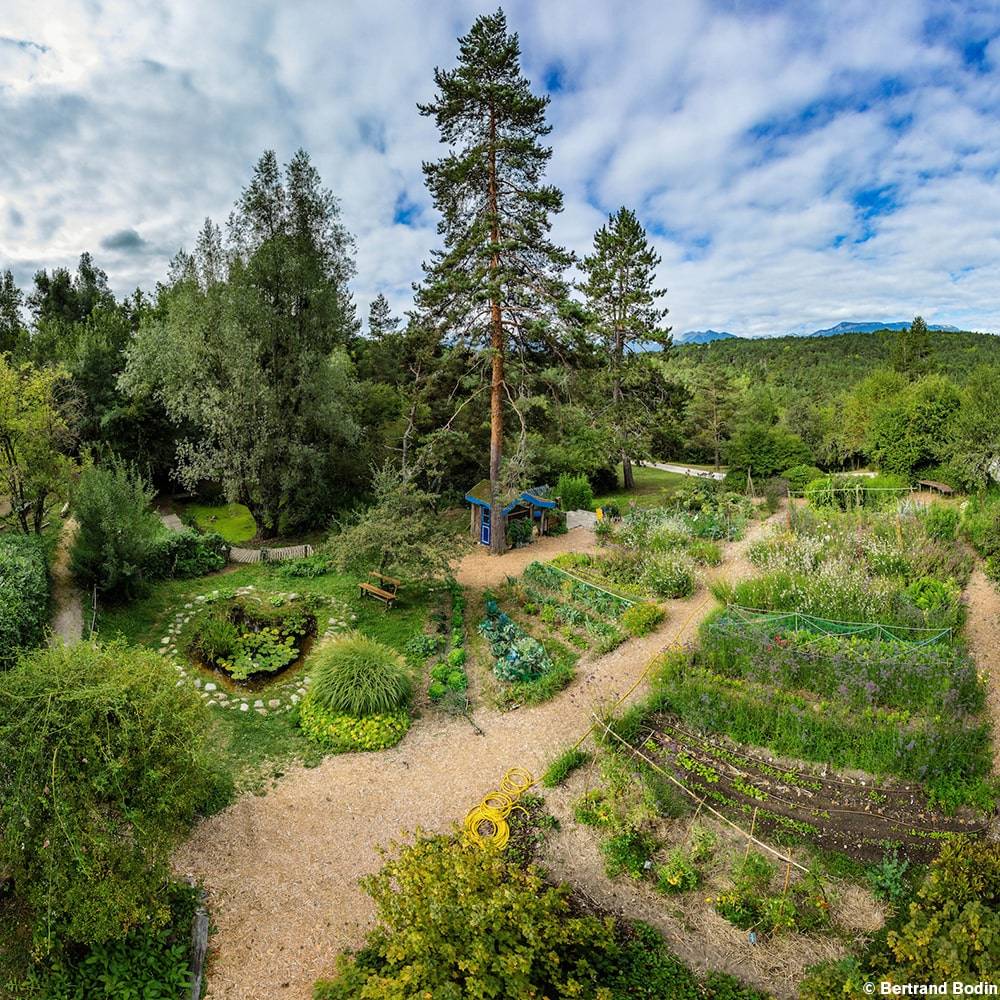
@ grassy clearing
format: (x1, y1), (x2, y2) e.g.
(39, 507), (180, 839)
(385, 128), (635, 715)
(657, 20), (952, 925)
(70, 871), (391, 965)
(96, 563), (440, 791)
(180, 501), (257, 544)
(592, 465), (689, 511)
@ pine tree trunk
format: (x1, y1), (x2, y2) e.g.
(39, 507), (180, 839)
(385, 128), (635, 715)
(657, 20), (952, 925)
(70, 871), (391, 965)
(622, 454), (634, 490)
(487, 103), (506, 555)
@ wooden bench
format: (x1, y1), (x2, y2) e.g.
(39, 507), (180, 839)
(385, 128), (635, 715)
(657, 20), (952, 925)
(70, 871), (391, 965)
(359, 582), (397, 607)
(370, 571), (401, 592)
(918, 479), (955, 495)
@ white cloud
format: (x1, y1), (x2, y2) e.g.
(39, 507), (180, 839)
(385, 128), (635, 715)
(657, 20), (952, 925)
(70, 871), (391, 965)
(1, 0), (998, 335)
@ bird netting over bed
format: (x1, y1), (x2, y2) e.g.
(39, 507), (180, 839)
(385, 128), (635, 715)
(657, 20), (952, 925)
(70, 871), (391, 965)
(709, 605), (952, 646)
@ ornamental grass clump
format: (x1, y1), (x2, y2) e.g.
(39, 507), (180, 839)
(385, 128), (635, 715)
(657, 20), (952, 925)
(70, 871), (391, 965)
(309, 633), (412, 717)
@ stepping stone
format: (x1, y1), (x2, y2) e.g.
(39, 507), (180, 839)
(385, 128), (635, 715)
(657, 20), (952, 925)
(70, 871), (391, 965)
(253, 699), (264, 708)
(205, 682), (217, 692)
(239, 703), (249, 712)
(268, 699), (281, 708)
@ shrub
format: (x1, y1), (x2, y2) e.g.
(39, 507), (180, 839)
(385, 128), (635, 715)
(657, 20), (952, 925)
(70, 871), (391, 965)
(309, 633), (412, 716)
(781, 464), (823, 493)
(642, 553), (696, 598)
(24, 881), (200, 999)
(656, 849), (700, 893)
(542, 747), (591, 787)
(621, 601), (665, 637)
(0, 641), (229, 948)
(70, 459), (162, 596)
(147, 528), (228, 579)
(762, 477), (788, 513)
(962, 491), (1000, 558)
(276, 553), (335, 578)
(298, 697), (409, 751)
(556, 472), (594, 512)
(0, 532), (49, 668)
(921, 503), (959, 541)
(312, 834), (621, 998)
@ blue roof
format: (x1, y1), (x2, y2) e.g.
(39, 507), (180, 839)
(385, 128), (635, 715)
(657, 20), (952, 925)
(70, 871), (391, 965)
(464, 480), (558, 513)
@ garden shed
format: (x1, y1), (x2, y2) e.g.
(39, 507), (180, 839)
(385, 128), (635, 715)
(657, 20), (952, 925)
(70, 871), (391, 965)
(464, 480), (558, 547)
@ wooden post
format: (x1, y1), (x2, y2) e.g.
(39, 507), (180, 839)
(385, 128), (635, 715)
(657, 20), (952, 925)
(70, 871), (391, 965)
(189, 889), (209, 1000)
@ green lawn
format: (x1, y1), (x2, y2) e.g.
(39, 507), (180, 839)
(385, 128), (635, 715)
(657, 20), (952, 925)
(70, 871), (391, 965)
(180, 501), (257, 544)
(96, 563), (442, 792)
(592, 465), (690, 511)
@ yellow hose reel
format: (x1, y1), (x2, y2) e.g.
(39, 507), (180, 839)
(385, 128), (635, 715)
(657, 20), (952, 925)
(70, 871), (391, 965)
(463, 767), (535, 849)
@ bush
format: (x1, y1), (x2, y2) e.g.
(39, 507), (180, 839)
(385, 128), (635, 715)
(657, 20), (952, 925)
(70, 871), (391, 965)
(276, 553), (335, 578)
(621, 601), (665, 636)
(542, 747), (591, 787)
(0, 641), (229, 948)
(781, 464), (823, 493)
(642, 553), (696, 598)
(309, 633), (412, 717)
(0, 532), (49, 668)
(298, 697), (409, 751)
(556, 472), (594, 512)
(70, 459), (162, 596)
(312, 834), (622, 998)
(507, 516), (533, 546)
(921, 503), (959, 541)
(24, 881), (200, 999)
(147, 527), (228, 578)
(962, 491), (1000, 558)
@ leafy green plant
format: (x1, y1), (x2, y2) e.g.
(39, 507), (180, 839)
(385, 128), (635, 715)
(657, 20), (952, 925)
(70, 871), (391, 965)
(309, 633), (412, 717)
(542, 747), (591, 787)
(866, 850), (911, 904)
(656, 849), (700, 893)
(24, 881), (199, 999)
(507, 515), (533, 546)
(621, 601), (665, 636)
(600, 829), (656, 878)
(781, 464), (823, 493)
(298, 697), (409, 751)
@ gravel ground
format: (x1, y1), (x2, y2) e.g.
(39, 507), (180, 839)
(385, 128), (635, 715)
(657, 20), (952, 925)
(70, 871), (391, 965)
(963, 568), (1000, 776)
(49, 518), (83, 645)
(173, 513), (784, 999)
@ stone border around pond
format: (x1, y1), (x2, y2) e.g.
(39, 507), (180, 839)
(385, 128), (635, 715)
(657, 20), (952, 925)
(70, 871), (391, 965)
(159, 585), (354, 715)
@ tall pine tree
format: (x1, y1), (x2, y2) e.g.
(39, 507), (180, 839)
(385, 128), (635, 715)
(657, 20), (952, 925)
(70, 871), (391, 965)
(891, 315), (932, 378)
(415, 9), (573, 553)
(579, 207), (671, 489)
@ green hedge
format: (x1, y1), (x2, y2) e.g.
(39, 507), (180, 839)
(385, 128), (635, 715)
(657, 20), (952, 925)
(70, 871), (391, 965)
(0, 533), (49, 668)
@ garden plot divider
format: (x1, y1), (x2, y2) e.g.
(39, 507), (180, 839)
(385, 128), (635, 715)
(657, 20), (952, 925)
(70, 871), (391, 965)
(711, 604), (952, 646)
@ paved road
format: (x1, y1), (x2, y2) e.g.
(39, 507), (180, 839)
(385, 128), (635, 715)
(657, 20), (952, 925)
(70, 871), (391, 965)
(643, 461), (725, 481)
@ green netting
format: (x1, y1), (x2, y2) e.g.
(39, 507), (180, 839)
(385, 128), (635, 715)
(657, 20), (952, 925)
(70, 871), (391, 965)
(709, 605), (952, 646)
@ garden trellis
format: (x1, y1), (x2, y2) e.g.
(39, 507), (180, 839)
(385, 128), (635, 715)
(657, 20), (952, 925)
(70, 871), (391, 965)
(710, 604), (953, 646)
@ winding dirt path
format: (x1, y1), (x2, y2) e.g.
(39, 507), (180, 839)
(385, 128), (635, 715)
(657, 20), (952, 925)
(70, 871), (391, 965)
(963, 568), (1000, 776)
(174, 514), (781, 999)
(49, 518), (83, 645)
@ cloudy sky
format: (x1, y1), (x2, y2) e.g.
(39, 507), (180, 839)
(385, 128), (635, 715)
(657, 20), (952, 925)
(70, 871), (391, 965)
(2, 0), (999, 337)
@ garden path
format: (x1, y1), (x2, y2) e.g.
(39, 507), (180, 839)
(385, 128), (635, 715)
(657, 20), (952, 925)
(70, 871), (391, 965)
(963, 568), (1000, 776)
(49, 518), (83, 645)
(173, 511), (782, 1000)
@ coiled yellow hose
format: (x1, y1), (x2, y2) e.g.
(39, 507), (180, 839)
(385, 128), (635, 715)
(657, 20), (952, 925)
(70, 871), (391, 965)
(463, 767), (535, 849)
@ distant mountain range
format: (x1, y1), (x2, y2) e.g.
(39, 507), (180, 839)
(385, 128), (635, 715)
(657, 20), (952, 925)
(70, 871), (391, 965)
(675, 320), (966, 344)
(674, 329), (740, 344)
(807, 320), (961, 338)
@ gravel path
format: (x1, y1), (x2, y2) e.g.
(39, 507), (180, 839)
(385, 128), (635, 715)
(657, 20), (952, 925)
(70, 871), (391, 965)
(963, 568), (1000, 776)
(175, 513), (781, 999)
(49, 518), (83, 645)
